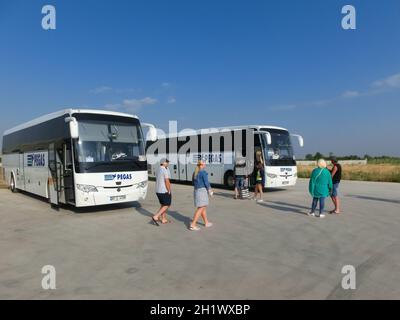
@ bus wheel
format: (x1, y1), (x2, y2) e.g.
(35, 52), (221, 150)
(224, 171), (235, 189)
(10, 174), (17, 193)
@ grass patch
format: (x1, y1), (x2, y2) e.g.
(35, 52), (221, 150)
(297, 164), (400, 183)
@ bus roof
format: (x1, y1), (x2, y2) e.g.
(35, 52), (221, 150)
(3, 109), (139, 136)
(157, 124), (289, 139)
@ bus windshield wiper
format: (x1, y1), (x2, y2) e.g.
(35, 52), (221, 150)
(84, 163), (107, 170)
(112, 156), (138, 161)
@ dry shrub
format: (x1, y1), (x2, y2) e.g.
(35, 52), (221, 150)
(297, 164), (400, 183)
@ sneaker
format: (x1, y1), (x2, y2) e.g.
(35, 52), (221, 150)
(205, 222), (213, 228)
(256, 199), (264, 203)
(308, 212), (315, 217)
(189, 225), (201, 231)
(320, 214), (326, 218)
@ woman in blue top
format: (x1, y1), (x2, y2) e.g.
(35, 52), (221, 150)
(190, 160), (214, 231)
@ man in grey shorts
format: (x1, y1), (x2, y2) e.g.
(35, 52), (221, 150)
(152, 158), (172, 226)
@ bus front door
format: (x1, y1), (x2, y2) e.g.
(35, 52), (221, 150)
(179, 153), (191, 182)
(48, 143), (59, 205)
(63, 142), (75, 205)
(18, 153), (25, 190)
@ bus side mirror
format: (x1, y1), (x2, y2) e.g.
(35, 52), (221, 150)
(65, 117), (79, 139)
(264, 132), (272, 145)
(291, 134), (304, 147)
(142, 123), (157, 142)
(147, 127), (157, 142)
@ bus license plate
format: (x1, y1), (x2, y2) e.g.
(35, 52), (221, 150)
(110, 195), (126, 201)
(282, 181), (289, 185)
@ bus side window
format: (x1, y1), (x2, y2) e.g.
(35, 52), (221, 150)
(169, 137), (177, 155)
(241, 129), (247, 157)
(254, 134), (262, 161)
(65, 149), (72, 168)
(197, 135), (202, 153)
(177, 136), (188, 153)
(165, 138), (169, 155)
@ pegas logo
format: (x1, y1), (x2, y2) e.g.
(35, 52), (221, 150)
(27, 153), (46, 167)
(192, 153), (222, 164)
(104, 173), (132, 181)
(104, 174), (117, 181)
(117, 173), (132, 180)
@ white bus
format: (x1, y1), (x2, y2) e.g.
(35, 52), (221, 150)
(146, 125), (304, 189)
(1, 109), (151, 207)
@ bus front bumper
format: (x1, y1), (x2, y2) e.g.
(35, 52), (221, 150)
(265, 177), (297, 188)
(75, 185), (148, 207)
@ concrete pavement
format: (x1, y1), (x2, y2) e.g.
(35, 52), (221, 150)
(0, 179), (399, 299)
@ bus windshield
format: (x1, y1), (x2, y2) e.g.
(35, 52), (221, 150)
(74, 119), (145, 173)
(260, 129), (295, 166)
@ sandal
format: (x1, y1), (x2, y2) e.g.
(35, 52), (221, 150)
(161, 219), (172, 224)
(205, 222), (213, 228)
(189, 225), (200, 231)
(151, 217), (160, 226)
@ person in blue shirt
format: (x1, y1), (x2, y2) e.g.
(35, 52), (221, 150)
(189, 160), (214, 231)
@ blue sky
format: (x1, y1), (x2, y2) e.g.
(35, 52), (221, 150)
(1, 0), (399, 157)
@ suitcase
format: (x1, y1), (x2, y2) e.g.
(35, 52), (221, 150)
(240, 188), (250, 199)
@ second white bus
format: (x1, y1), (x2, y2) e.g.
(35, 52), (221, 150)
(146, 125), (304, 189)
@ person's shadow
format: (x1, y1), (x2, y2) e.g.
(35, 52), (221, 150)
(257, 200), (309, 216)
(168, 210), (193, 227)
(134, 204), (192, 227)
(268, 201), (311, 211)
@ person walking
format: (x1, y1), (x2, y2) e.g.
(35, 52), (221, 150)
(152, 158), (172, 226)
(328, 157), (342, 214)
(253, 162), (265, 203)
(189, 160), (214, 231)
(308, 159), (333, 218)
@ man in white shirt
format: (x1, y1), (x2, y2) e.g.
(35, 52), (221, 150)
(152, 158), (172, 226)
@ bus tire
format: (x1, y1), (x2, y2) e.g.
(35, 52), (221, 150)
(224, 170), (235, 189)
(10, 174), (17, 193)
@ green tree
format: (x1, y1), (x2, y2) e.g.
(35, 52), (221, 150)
(314, 152), (324, 160)
(305, 154), (314, 160)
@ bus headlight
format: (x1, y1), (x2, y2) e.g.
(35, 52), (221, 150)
(77, 184), (98, 193)
(267, 173), (277, 179)
(134, 181), (147, 189)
